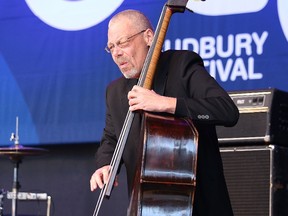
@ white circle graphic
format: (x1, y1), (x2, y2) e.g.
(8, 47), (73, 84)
(25, 0), (124, 31)
(187, 0), (268, 16)
(278, 0), (288, 42)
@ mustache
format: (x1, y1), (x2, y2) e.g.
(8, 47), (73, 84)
(116, 57), (129, 65)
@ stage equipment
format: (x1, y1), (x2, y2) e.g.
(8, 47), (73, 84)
(0, 189), (4, 216)
(220, 145), (288, 216)
(0, 117), (48, 216)
(217, 88), (288, 146)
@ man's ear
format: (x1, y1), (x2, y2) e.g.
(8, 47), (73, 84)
(144, 29), (154, 47)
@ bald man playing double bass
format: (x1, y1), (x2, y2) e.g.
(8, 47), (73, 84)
(90, 9), (239, 216)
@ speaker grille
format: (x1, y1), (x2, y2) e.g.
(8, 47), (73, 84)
(217, 112), (268, 144)
(221, 145), (288, 216)
(217, 88), (288, 146)
(221, 147), (271, 216)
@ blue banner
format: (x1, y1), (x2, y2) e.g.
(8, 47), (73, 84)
(0, 0), (287, 146)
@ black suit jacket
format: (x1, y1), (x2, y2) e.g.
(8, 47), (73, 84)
(95, 50), (239, 215)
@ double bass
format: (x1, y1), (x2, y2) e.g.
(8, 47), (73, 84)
(93, 1), (198, 215)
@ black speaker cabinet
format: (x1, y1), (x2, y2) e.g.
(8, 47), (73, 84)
(220, 145), (288, 216)
(217, 88), (288, 146)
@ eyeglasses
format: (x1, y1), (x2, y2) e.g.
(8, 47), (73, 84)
(105, 29), (146, 53)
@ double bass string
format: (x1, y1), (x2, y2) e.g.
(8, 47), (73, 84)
(92, 110), (135, 216)
(104, 110), (135, 196)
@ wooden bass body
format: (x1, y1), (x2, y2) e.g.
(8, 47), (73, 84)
(128, 112), (198, 216)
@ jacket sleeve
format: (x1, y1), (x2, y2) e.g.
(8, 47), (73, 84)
(165, 51), (239, 127)
(95, 87), (118, 169)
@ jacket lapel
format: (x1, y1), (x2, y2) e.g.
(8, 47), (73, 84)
(120, 78), (138, 116)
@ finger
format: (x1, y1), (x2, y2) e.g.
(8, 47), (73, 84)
(131, 85), (139, 91)
(128, 89), (138, 100)
(90, 172), (101, 191)
(128, 96), (138, 106)
(90, 178), (96, 191)
(102, 168), (110, 184)
(94, 172), (105, 189)
(114, 176), (119, 187)
(129, 101), (140, 111)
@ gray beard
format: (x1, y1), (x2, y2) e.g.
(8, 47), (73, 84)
(123, 68), (139, 79)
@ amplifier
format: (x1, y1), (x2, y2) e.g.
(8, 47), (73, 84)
(217, 88), (288, 146)
(220, 145), (288, 216)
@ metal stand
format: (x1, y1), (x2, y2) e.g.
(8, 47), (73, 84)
(6, 191), (52, 216)
(10, 117), (21, 216)
(11, 158), (21, 216)
(0, 117), (48, 216)
(0, 189), (5, 216)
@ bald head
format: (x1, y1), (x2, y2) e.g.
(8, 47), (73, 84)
(109, 10), (154, 32)
(106, 10), (154, 79)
